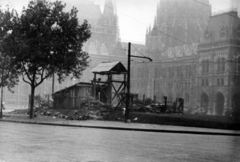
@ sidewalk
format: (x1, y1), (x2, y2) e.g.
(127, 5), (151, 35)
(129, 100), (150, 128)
(1, 113), (240, 136)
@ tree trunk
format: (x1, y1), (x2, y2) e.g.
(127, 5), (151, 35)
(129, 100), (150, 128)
(29, 83), (35, 119)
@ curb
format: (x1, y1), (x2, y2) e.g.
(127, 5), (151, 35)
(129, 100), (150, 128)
(1, 119), (240, 137)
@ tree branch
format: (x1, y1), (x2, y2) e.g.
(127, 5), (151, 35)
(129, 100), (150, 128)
(22, 73), (31, 85)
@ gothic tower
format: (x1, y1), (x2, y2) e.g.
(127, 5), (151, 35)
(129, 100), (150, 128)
(97, 0), (120, 53)
(146, 0), (211, 56)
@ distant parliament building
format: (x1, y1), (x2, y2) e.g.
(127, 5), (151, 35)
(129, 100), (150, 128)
(2, 0), (240, 116)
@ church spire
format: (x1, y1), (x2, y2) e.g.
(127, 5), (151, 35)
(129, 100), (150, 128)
(103, 0), (115, 16)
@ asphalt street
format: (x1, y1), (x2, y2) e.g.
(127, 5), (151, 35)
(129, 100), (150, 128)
(0, 122), (240, 162)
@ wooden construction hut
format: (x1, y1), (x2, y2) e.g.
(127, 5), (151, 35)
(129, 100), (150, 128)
(91, 61), (128, 108)
(53, 82), (107, 109)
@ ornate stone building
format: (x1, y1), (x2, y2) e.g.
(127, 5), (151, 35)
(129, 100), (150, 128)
(130, 0), (211, 112)
(145, 0), (210, 56)
(130, 0), (240, 115)
(3, 0), (240, 116)
(197, 10), (240, 115)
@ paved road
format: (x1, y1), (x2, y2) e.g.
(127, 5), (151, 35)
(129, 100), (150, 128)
(0, 122), (240, 162)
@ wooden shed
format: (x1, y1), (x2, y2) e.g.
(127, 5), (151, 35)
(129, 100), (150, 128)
(53, 82), (107, 109)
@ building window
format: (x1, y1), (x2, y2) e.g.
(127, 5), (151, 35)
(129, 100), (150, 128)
(202, 59), (210, 74)
(217, 57), (226, 73)
(202, 79), (205, 86)
(202, 79), (209, 86)
(221, 78), (224, 85)
(206, 59), (210, 74)
(180, 66), (183, 77)
(217, 78), (224, 86)
(189, 65), (192, 77)
(202, 60), (206, 74)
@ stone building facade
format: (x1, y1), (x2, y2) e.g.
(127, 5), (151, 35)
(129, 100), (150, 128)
(130, 0), (240, 115)
(131, 0), (210, 111)
(197, 11), (240, 115)
(2, 0), (240, 116)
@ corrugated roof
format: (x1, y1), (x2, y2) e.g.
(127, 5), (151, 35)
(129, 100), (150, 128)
(91, 61), (127, 74)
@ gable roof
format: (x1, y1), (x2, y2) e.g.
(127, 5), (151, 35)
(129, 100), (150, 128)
(91, 61), (127, 75)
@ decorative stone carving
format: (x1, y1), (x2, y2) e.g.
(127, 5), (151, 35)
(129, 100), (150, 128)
(220, 25), (229, 38)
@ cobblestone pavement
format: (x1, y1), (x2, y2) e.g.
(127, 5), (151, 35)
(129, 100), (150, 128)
(0, 121), (240, 162)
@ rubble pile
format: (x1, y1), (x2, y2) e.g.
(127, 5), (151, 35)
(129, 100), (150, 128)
(34, 98), (109, 120)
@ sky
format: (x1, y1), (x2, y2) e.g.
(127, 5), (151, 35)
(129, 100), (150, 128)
(0, 0), (239, 44)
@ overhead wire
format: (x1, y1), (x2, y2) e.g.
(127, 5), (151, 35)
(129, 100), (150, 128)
(131, 44), (146, 57)
(103, 0), (240, 55)
(104, 4), (191, 46)
(82, 0), (240, 65)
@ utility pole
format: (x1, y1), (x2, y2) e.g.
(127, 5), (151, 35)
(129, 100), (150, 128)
(0, 61), (4, 119)
(125, 42), (131, 122)
(125, 42), (152, 122)
(0, 39), (3, 119)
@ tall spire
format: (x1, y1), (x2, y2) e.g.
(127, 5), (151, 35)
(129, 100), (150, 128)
(103, 0), (115, 16)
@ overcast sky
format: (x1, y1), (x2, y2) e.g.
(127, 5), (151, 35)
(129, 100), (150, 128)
(0, 0), (238, 44)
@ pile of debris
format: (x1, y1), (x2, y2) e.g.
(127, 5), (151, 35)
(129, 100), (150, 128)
(36, 108), (108, 120)
(34, 97), (110, 120)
